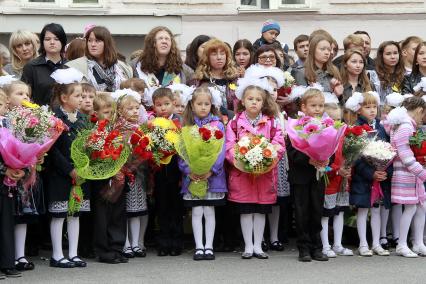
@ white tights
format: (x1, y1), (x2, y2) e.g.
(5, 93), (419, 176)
(192, 206), (216, 250)
(15, 224), (27, 262)
(125, 215), (149, 249)
(357, 207), (381, 248)
(399, 204), (426, 248)
(240, 213), (265, 254)
(50, 217), (80, 261)
(320, 212), (345, 249)
(391, 204), (402, 241)
(268, 205), (280, 243)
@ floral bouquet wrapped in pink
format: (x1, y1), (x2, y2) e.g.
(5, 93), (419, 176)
(286, 114), (347, 183)
(0, 101), (66, 186)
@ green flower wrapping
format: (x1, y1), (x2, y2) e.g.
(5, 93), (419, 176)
(71, 128), (131, 180)
(174, 125), (224, 198)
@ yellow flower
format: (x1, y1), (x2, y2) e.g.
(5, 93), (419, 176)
(392, 84), (400, 92)
(229, 83), (236, 91)
(173, 76), (181, 84)
(165, 130), (179, 145)
(21, 100), (40, 109)
(152, 117), (173, 129)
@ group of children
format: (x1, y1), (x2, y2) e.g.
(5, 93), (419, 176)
(1, 58), (426, 279)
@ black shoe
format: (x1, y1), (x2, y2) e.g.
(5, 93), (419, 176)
(117, 255), (129, 263)
(311, 250), (329, 261)
(157, 248), (169, 257)
(98, 257), (120, 264)
(298, 251), (312, 262)
(261, 241), (269, 252)
(193, 249), (204, 261)
(132, 246), (146, 258)
(50, 257), (75, 268)
(1, 269), (21, 278)
(253, 252), (269, 259)
(15, 257), (35, 271)
(122, 247), (135, 258)
(204, 248), (215, 260)
(69, 256), (87, 267)
(269, 241), (284, 251)
(169, 249), (181, 256)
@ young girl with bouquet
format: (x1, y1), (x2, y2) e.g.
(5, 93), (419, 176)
(225, 76), (285, 259)
(177, 85), (226, 261)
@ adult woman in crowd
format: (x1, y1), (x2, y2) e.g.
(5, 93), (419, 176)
(233, 39), (254, 78)
(3, 30), (38, 78)
(368, 41), (405, 104)
(66, 26), (132, 92)
(293, 34), (343, 96)
(340, 48), (372, 104)
(183, 35), (211, 81)
(254, 45), (281, 69)
(21, 23), (67, 105)
(192, 38), (238, 113)
(65, 38), (86, 61)
(402, 42), (426, 95)
(134, 26), (185, 87)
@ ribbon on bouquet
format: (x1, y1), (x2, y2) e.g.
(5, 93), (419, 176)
(370, 180), (384, 207)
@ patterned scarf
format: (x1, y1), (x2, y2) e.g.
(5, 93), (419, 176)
(87, 59), (121, 92)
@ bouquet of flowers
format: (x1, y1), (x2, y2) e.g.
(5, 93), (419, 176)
(234, 135), (279, 176)
(174, 124), (224, 198)
(129, 117), (181, 166)
(286, 115), (347, 184)
(0, 101), (66, 186)
(362, 140), (396, 206)
(278, 71), (295, 97)
(70, 119), (130, 214)
(409, 130), (426, 165)
(340, 124), (372, 191)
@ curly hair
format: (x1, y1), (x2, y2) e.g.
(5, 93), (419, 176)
(375, 41), (405, 90)
(138, 26), (182, 75)
(193, 38), (238, 81)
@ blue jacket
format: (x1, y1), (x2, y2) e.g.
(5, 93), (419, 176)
(349, 116), (392, 208)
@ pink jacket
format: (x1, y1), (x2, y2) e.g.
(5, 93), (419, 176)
(225, 112), (285, 204)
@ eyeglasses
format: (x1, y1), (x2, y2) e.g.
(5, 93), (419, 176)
(258, 55), (276, 62)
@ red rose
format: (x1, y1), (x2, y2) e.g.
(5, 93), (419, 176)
(199, 127), (208, 135)
(139, 136), (149, 148)
(214, 130), (223, 139)
(130, 134), (140, 145)
(141, 151), (153, 161)
(351, 126), (363, 136)
(90, 113), (98, 123)
(362, 124), (372, 132)
(98, 119), (109, 131)
(201, 130), (211, 141)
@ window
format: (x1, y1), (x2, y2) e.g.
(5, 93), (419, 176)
(72, 0), (98, 3)
(24, 0), (99, 6)
(240, 0), (270, 8)
(282, 0), (304, 3)
(240, 0), (309, 9)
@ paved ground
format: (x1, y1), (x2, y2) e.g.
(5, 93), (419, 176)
(7, 244), (426, 284)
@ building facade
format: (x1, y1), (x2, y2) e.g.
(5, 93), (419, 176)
(1, 0), (426, 59)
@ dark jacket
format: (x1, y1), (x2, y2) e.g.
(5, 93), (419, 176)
(365, 56), (376, 71)
(286, 138), (318, 185)
(292, 67), (335, 93)
(401, 72), (423, 95)
(341, 81), (376, 106)
(46, 107), (89, 202)
(349, 117), (392, 209)
(21, 56), (67, 106)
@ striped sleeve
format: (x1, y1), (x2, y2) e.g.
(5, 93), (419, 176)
(393, 125), (426, 182)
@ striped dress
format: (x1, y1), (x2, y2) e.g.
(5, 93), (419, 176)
(390, 119), (426, 204)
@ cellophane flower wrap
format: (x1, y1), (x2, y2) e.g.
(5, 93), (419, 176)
(339, 124), (372, 192)
(362, 140), (396, 206)
(286, 115), (347, 184)
(0, 101), (66, 187)
(409, 130), (426, 165)
(70, 119), (130, 214)
(174, 124), (224, 198)
(129, 117), (181, 167)
(234, 135), (278, 176)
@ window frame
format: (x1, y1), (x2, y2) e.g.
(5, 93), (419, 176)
(22, 0), (103, 8)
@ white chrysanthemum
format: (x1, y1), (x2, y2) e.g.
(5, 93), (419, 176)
(238, 136), (251, 148)
(363, 140), (395, 160)
(245, 145), (264, 167)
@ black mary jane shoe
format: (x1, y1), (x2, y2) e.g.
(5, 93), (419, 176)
(269, 241), (284, 251)
(203, 248), (215, 260)
(193, 249), (205, 261)
(1, 269), (21, 278)
(253, 252), (269, 259)
(261, 241), (269, 252)
(50, 257), (76, 268)
(380, 237), (390, 250)
(70, 256), (87, 268)
(15, 257), (35, 271)
(132, 246), (146, 258)
(122, 247), (135, 258)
